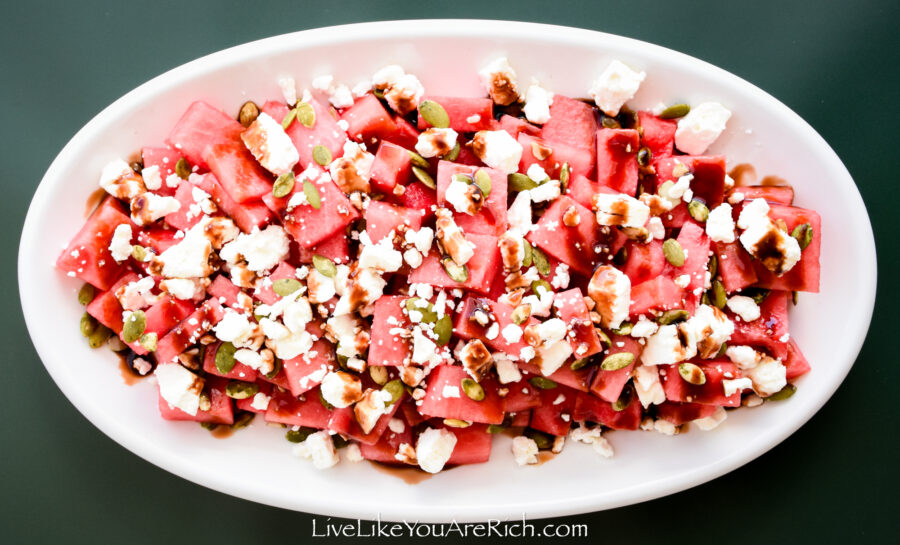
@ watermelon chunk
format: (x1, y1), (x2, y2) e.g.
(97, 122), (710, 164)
(207, 274), (241, 309)
(443, 423), (492, 465)
(416, 96), (493, 132)
(364, 200), (424, 243)
(383, 115), (420, 149)
(137, 225), (180, 253)
(202, 139), (272, 204)
(328, 393), (404, 445)
(253, 262), (298, 306)
(553, 287), (603, 358)
(750, 204), (821, 293)
(785, 338), (811, 380)
(518, 360), (594, 392)
(164, 181), (205, 231)
(85, 272), (141, 334)
(190, 173), (273, 233)
(571, 390), (642, 430)
(282, 334), (336, 397)
(595, 128), (639, 196)
(396, 181), (438, 218)
(714, 241), (758, 293)
(122, 295), (196, 355)
(368, 295), (412, 367)
(503, 380), (542, 412)
(728, 290), (790, 360)
(295, 235), (351, 266)
(201, 340), (258, 382)
(436, 161), (508, 236)
(541, 95), (598, 154)
(589, 335), (642, 402)
(155, 298), (225, 365)
(663, 220), (711, 296)
(56, 197), (132, 290)
(732, 185), (794, 205)
(518, 133), (594, 179)
(529, 385), (577, 436)
(417, 365), (505, 425)
(158, 376), (234, 425)
(654, 156), (727, 228)
(656, 401), (718, 425)
(261, 100), (347, 170)
(340, 94), (397, 143)
(660, 360), (742, 407)
(166, 101), (243, 170)
(370, 141), (413, 194)
(629, 276), (685, 318)
(637, 111), (676, 159)
(566, 174), (617, 210)
(452, 296), (538, 357)
(141, 146), (181, 196)
(622, 239), (665, 286)
(358, 414), (413, 463)
(264, 386), (332, 428)
(499, 115), (540, 139)
(408, 233), (500, 294)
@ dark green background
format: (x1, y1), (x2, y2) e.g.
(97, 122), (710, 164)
(4, 0), (897, 542)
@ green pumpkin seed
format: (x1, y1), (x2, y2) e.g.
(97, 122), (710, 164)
(175, 157), (191, 179)
(382, 379), (405, 405)
(473, 169), (492, 197)
(637, 147), (652, 167)
(507, 172), (538, 192)
(522, 239), (534, 268)
(688, 199), (709, 222)
(232, 411), (255, 430)
(678, 362), (706, 385)
(532, 247), (551, 276)
(312, 254), (337, 278)
(708, 254), (718, 279)
(601, 352), (635, 371)
(445, 142), (461, 161)
(121, 310), (146, 343)
(405, 297), (437, 323)
(597, 329), (612, 346)
(716, 342), (728, 358)
(215, 341), (238, 375)
(285, 426), (316, 443)
(369, 365), (388, 385)
(441, 257), (469, 282)
(510, 304), (531, 325)
(657, 309), (690, 325)
(77, 283), (95, 306)
(570, 358), (590, 371)
(80, 312), (98, 337)
(265, 357), (282, 379)
(373, 88), (384, 99)
(663, 238), (685, 267)
(710, 280), (727, 309)
(238, 101), (259, 127)
(659, 103), (691, 119)
(412, 166), (436, 189)
(700, 292), (711, 306)
(528, 376), (557, 390)
(332, 435), (350, 449)
(611, 322), (633, 336)
(200, 422), (218, 431)
(302, 179), (321, 209)
(767, 383), (797, 401)
(131, 245), (148, 262)
(531, 279), (552, 296)
(139, 332), (158, 352)
(452, 173), (474, 185)
(198, 392), (211, 411)
(524, 429), (553, 450)
(461, 378), (485, 401)
(319, 389), (335, 410)
(281, 108), (297, 129)
(611, 388), (632, 411)
(443, 418), (471, 428)
(272, 171), (295, 198)
(407, 150), (430, 169)
(434, 315), (453, 346)
(487, 424), (508, 434)
(87, 325), (111, 348)
(744, 288), (770, 305)
(273, 277), (302, 296)
(312, 145), (332, 166)
(791, 223), (813, 250)
(295, 102), (316, 128)
(559, 162), (570, 193)
(418, 100), (450, 128)
(792, 291), (799, 306)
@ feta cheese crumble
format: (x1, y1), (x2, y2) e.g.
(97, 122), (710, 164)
(589, 59), (646, 116)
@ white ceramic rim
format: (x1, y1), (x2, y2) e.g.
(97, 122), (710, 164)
(19, 20), (877, 521)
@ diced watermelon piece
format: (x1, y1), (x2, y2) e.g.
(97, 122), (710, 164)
(714, 241), (758, 293)
(261, 100), (347, 170)
(328, 393), (404, 445)
(253, 262), (298, 305)
(660, 360), (742, 407)
(166, 101), (243, 170)
(383, 115), (420, 149)
(663, 221), (710, 295)
(510, 410), (532, 427)
(201, 340), (258, 382)
(417, 365), (505, 425)
(295, 235), (351, 265)
(528, 195), (625, 276)
(728, 290), (790, 360)
(358, 414), (413, 463)
(637, 111), (676, 159)
(571, 390), (642, 430)
(202, 139), (272, 204)
(123, 296), (196, 355)
(589, 335), (643, 402)
(784, 338), (811, 380)
(370, 141), (413, 194)
(751, 204), (821, 293)
(629, 276), (685, 318)
(452, 296), (538, 357)
(732, 185), (794, 205)
(503, 380), (542, 412)
(436, 161), (508, 236)
(85, 272), (141, 334)
(541, 95), (598, 154)
(158, 376), (234, 425)
(499, 115), (540, 139)
(443, 423), (492, 465)
(566, 174), (617, 209)
(141, 146), (180, 196)
(656, 401), (718, 425)
(622, 239), (665, 286)
(368, 295), (411, 367)
(553, 287), (603, 358)
(207, 274), (241, 308)
(190, 173), (273, 233)
(164, 181), (204, 231)
(282, 335), (336, 397)
(264, 386), (332, 429)
(364, 200), (424, 243)
(654, 156), (727, 228)
(156, 298), (225, 365)
(528, 385), (577, 436)
(137, 225), (180, 253)
(56, 197), (132, 290)
(416, 96), (493, 132)
(234, 381), (272, 414)
(340, 94), (396, 143)
(596, 128), (639, 196)
(396, 181), (438, 217)
(518, 133), (594, 179)
(408, 233), (500, 294)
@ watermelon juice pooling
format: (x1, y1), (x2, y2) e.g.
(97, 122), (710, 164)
(57, 57), (819, 473)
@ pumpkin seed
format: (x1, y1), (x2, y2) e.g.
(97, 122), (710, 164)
(559, 162), (570, 193)
(611, 321), (633, 336)
(611, 388), (632, 411)
(273, 277), (302, 296)
(716, 342), (728, 358)
(319, 389), (335, 410)
(597, 329), (611, 346)
(175, 157), (191, 179)
(507, 172), (538, 192)
(130, 160), (144, 173)
(382, 379), (405, 405)
(678, 362), (706, 385)
(412, 166), (436, 189)
(285, 426), (316, 443)
(199, 392), (211, 412)
(405, 297), (437, 323)
(131, 245), (148, 262)
(77, 283), (95, 306)
(601, 115), (621, 129)
(700, 292), (711, 306)
(272, 171), (295, 198)
(744, 288), (770, 305)
(332, 435), (350, 449)
(139, 332), (158, 352)
(663, 238), (685, 267)
(312, 145), (332, 166)
(601, 352), (635, 371)
(373, 88), (384, 99)
(200, 422), (217, 431)
(461, 378), (485, 401)
(473, 169), (492, 197)
(226, 381), (259, 399)
(407, 150), (430, 169)
(487, 424), (508, 434)
(528, 376), (557, 390)
(121, 310), (146, 343)
(215, 341), (238, 375)
(302, 179), (321, 209)
(295, 102), (316, 128)
(87, 325), (111, 348)
(369, 365), (389, 385)
(570, 358), (590, 371)
(445, 142), (461, 161)
(434, 315), (453, 346)
(688, 199), (709, 222)
(232, 411), (255, 430)
(708, 254), (718, 279)
(441, 257), (469, 282)
(531, 279), (552, 296)
(659, 103), (691, 119)
(443, 418), (471, 428)
(524, 429), (553, 450)
(657, 309), (690, 325)
(265, 357), (282, 379)
(522, 239), (534, 268)
(767, 383), (797, 401)
(637, 147), (652, 167)
(80, 312), (98, 337)
(452, 173), (474, 185)
(418, 100), (450, 128)
(791, 223), (813, 250)
(704, 283), (724, 311)
(312, 254), (337, 278)
(792, 291), (799, 306)
(511, 304), (531, 325)
(238, 101), (259, 127)
(281, 108), (297, 129)
(532, 247), (551, 276)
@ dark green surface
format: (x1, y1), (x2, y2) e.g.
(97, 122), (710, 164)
(3, 0), (897, 542)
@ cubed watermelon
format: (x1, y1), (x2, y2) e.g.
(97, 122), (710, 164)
(553, 287), (603, 359)
(502, 380), (542, 412)
(340, 94), (397, 143)
(396, 181), (438, 218)
(452, 296), (538, 357)
(408, 233), (500, 294)
(166, 101), (243, 170)
(383, 115), (420, 150)
(261, 100), (347, 170)
(528, 385), (577, 436)
(637, 111), (676, 159)
(85, 272), (141, 334)
(191, 173), (273, 233)
(571, 390), (642, 430)
(417, 365), (505, 425)
(518, 133), (594, 179)
(370, 141), (413, 194)
(732, 185), (794, 205)
(714, 241), (758, 293)
(156, 298), (225, 365)
(164, 181), (204, 231)
(751, 204), (821, 293)
(498, 114), (540, 139)
(629, 276), (686, 318)
(123, 295), (196, 355)
(57, 197), (132, 290)
(201, 340), (258, 382)
(158, 376), (234, 425)
(784, 338), (811, 380)
(541, 95), (598, 154)
(264, 386), (332, 429)
(295, 235), (351, 266)
(443, 423), (492, 465)
(728, 290), (790, 360)
(368, 295), (411, 367)
(416, 96), (493, 132)
(203, 139), (272, 204)
(364, 200), (424, 243)
(596, 128), (639, 196)
(282, 334), (336, 397)
(589, 335), (642, 402)
(660, 360), (742, 407)
(436, 161), (508, 236)
(328, 393), (404, 445)
(622, 239), (665, 286)
(663, 220), (711, 296)
(656, 401), (718, 425)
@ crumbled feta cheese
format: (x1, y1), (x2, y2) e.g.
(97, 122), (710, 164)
(630, 316), (659, 338)
(529, 179), (561, 203)
(155, 224), (214, 279)
(535, 318), (567, 345)
(292, 431), (339, 469)
(411, 327), (439, 366)
(674, 274), (691, 288)
(278, 75), (297, 105)
(723, 377), (753, 397)
(570, 424), (614, 458)
(641, 324), (693, 366)
(116, 276), (157, 311)
(550, 263), (570, 290)
(522, 82), (553, 124)
(694, 406), (727, 431)
(130, 193), (181, 226)
(501, 324), (524, 344)
(241, 112), (299, 176)
(213, 310), (259, 349)
(512, 436), (539, 466)
(526, 163), (549, 183)
(478, 57), (519, 106)
(647, 216), (665, 240)
(141, 165), (162, 190)
(589, 59), (646, 116)
(358, 234), (403, 272)
(592, 193), (650, 228)
(434, 208), (475, 265)
(748, 358), (787, 396)
(653, 419), (677, 436)
(372, 65), (424, 114)
(320, 371), (363, 408)
(727, 295), (761, 322)
(507, 190), (534, 236)
(675, 102), (732, 155)
(416, 427), (457, 473)
(706, 203), (736, 243)
(405, 227), (435, 254)
(99, 158), (145, 200)
(470, 130), (523, 174)
(154, 363), (204, 416)
(354, 388), (393, 434)
(161, 278), (205, 300)
(498, 231), (526, 271)
(306, 268), (337, 304)
(737, 199), (802, 275)
(344, 443), (363, 463)
(537, 340), (573, 376)
(494, 353), (522, 384)
(587, 266), (631, 329)
(108, 224), (133, 262)
(444, 175), (483, 215)
(329, 140), (375, 194)
(725, 345), (764, 370)
(415, 128), (458, 158)
(633, 364), (666, 408)
(219, 225), (290, 273)
(684, 304), (734, 358)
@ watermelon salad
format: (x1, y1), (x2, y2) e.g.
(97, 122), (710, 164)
(58, 57), (819, 473)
